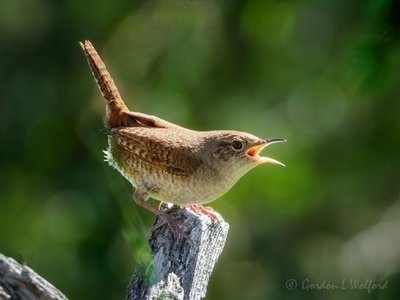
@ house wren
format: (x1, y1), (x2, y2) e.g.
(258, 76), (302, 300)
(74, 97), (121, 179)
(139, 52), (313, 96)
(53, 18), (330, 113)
(80, 40), (285, 229)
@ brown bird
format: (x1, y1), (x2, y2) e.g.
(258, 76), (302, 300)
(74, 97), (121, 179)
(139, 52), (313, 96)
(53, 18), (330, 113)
(80, 40), (285, 231)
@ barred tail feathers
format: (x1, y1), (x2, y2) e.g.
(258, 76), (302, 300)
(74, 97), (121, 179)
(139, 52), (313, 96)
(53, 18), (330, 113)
(80, 40), (129, 128)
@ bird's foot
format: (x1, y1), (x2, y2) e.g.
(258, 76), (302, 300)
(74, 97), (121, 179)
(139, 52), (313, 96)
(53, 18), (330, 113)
(153, 208), (193, 245)
(189, 204), (221, 221)
(133, 192), (192, 244)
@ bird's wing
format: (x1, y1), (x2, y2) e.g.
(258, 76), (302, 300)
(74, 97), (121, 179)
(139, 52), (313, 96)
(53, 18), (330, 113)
(110, 127), (202, 177)
(123, 111), (183, 129)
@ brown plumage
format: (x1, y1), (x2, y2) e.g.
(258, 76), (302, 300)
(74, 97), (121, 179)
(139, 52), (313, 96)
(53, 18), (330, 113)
(80, 40), (285, 226)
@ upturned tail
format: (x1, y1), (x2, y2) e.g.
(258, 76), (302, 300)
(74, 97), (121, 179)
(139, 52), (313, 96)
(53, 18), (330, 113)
(80, 40), (129, 128)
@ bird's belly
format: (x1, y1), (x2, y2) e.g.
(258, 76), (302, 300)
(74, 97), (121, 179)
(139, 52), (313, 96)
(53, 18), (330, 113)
(137, 168), (224, 206)
(105, 145), (233, 205)
(152, 175), (226, 205)
(146, 165), (238, 205)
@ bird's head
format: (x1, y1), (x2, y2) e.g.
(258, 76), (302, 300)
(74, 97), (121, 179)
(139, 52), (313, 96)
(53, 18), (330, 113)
(202, 131), (286, 178)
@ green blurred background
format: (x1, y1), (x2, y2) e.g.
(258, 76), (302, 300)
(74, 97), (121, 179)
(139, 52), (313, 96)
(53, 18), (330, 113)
(1, 0), (399, 299)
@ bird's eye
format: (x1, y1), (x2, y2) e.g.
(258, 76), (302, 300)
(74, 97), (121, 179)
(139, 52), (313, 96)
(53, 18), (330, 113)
(232, 140), (243, 150)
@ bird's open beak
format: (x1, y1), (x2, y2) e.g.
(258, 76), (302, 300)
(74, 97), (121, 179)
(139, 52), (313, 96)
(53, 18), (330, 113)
(246, 138), (286, 166)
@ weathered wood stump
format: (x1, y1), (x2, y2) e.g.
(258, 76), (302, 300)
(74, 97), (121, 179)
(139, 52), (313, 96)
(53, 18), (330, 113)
(0, 254), (67, 300)
(127, 205), (229, 300)
(0, 206), (229, 300)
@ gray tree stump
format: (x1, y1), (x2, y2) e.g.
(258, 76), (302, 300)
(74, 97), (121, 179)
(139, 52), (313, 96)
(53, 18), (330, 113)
(0, 254), (68, 300)
(0, 206), (229, 300)
(127, 205), (230, 300)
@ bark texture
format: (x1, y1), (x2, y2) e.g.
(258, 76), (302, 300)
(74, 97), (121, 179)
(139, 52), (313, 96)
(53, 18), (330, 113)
(127, 205), (229, 300)
(0, 254), (68, 300)
(0, 206), (229, 300)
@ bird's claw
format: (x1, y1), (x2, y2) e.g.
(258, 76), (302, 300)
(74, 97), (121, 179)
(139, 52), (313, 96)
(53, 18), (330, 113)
(152, 212), (193, 245)
(189, 204), (221, 221)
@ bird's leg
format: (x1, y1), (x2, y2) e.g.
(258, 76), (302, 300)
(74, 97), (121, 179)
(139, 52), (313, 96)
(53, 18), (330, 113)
(189, 204), (221, 221)
(133, 191), (191, 242)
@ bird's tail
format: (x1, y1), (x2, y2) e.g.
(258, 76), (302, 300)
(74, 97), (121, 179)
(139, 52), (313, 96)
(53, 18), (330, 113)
(80, 40), (129, 128)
